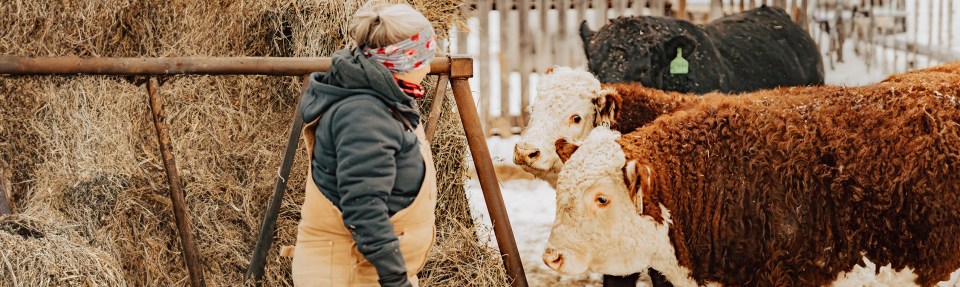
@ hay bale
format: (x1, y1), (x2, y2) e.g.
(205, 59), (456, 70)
(0, 214), (127, 287)
(1, 0), (508, 286)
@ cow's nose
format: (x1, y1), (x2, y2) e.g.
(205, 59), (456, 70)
(542, 248), (564, 270)
(513, 143), (541, 165)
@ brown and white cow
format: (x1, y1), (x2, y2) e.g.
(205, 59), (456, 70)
(514, 67), (699, 187)
(547, 126), (960, 286)
(543, 63), (960, 286)
(542, 62), (960, 286)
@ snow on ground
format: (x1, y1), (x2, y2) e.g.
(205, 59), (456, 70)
(821, 34), (890, 86)
(467, 136), (605, 286)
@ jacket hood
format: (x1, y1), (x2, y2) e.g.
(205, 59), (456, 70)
(300, 48), (421, 127)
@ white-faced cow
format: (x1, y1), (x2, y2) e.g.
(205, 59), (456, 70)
(580, 5), (824, 93)
(514, 67), (700, 188)
(542, 63), (960, 286)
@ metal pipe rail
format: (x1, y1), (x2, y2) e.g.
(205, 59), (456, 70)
(0, 55), (527, 287)
(0, 56), (451, 76)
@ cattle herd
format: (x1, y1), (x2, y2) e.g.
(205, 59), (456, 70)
(511, 5), (960, 287)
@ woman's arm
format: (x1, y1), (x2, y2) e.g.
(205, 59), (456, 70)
(329, 97), (411, 286)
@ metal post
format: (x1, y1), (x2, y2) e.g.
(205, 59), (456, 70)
(246, 76), (310, 284)
(0, 170), (13, 215)
(448, 57), (528, 287)
(425, 74), (449, 142)
(146, 77), (206, 287)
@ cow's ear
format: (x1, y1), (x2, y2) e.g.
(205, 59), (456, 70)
(592, 89), (622, 127)
(663, 34), (697, 62)
(579, 21), (595, 57)
(622, 160), (654, 214)
(555, 138), (580, 164)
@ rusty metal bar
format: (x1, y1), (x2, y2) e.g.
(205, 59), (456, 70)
(0, 56), (451, 76)
(146, 77), (206, 287)
(245, 76), (310, 284)
(425, 74), (449, 142)
(0, 170), (13, 215)
(448, 57), (528, 287)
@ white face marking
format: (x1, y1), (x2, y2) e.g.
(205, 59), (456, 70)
(516, 67), (605, 175)
(829, 257), (960, 287)
(830, 257), (919, 287)
(941, 269), (960, 287)
(542, 127), (702, 286)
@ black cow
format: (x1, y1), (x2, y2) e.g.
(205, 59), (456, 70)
(580, 5), (824, 94)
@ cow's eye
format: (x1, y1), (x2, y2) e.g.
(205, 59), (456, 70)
(570, 114), (582, 124)
(596, 195), (610, 206)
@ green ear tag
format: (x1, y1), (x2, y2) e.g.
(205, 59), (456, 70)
(669, 47), (689, 75)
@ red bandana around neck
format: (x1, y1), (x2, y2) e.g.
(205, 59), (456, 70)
(396, 78), (425, 99)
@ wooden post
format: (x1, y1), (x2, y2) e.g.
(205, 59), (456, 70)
(799, 0), (809, 31)
(528, 0), (548, 127)
(635, 0), (648, 16)
(449, 57), (528, 287)
(651, 0), (665, 17)
(949, 0), (955, 50)
(614, 0), (627, 18)
(678, 0), (688, 19)
(594, 0), (607, 25)
(479, 1), (492, 134)
(789, 0), (798, 21)
(576, 0), (589, 66)
(498, 0), (511, 132)
(911, 0), (920, 69)
(750, 0), (756, 9)
(558, 0), (570, 67)
(938, 0), (945, 47)
(927, 0), (935, 66)
(710, 0), (723, 21)
(889, 0), (897, 73)
(146, 77), (206, 287)
(0, 170), (13, 215)
(519, 0), (531, 130)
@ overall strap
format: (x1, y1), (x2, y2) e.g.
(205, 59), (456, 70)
(388, 107), (415, 132)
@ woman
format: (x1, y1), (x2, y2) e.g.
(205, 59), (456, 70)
(292, 3), (439, 287)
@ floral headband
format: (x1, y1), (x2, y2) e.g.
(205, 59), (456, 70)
(363, 26), (438, 73)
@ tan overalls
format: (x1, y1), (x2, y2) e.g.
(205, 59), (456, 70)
(289, 118), (437, 287)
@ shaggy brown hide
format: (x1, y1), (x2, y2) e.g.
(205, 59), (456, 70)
(604, 83), (704, 133)
(615, 62), (960, 286)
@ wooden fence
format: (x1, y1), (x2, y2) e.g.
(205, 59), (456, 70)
(812, 0), (958, 77)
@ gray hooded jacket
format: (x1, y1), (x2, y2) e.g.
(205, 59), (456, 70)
(299, 48), (425, 286)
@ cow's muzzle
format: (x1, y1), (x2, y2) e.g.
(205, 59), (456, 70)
(542, 247), (564, 271)
(513, 142), (541, 166)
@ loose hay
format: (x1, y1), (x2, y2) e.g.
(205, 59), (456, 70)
(0, 214), (127, 287)
(1, 0), (508, 286)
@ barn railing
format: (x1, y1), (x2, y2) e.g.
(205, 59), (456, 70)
(811, 0), (958, 76)
(0, 56), (529, 287)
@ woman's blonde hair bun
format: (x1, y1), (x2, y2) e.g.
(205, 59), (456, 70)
(349, 3), (432, 48)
